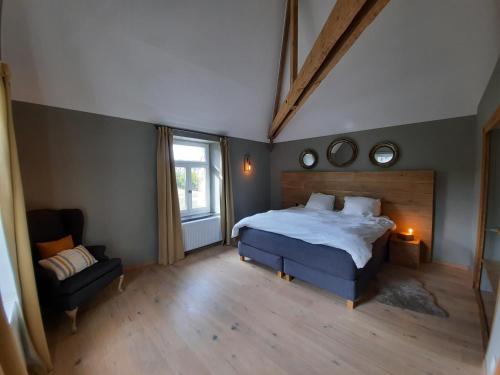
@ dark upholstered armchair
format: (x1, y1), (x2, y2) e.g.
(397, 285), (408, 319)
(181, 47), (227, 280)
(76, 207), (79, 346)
(27, 209), (124, 333)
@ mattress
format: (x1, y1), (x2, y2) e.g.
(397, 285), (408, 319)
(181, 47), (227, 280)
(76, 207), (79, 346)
(232, 207), (395, 268)
(239, 227), (390, 281)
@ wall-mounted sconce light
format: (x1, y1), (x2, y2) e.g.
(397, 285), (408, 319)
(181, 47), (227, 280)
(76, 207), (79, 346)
(243, 154), (252, 174)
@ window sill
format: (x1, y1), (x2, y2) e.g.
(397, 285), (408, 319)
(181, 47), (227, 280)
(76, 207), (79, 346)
(181, 213), (220, 224)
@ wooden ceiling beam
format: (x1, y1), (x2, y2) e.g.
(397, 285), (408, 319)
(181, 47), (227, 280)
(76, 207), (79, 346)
(272, 0), (291, 119)
(484, 105), (500, 133)
(289, 0), (298, 85)
(268, 0), (390, 141)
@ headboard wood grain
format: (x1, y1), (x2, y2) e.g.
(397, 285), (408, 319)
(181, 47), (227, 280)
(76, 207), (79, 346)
(282, 170), (435, 261)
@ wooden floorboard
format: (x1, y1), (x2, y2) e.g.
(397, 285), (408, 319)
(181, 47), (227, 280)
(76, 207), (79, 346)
(44, 246), (484, 375)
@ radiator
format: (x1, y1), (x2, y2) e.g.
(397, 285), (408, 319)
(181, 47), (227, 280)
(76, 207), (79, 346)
(182, 215), (222, 251)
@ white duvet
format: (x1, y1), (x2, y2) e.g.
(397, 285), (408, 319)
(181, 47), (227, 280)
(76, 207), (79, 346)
(232, 207), (395, 268)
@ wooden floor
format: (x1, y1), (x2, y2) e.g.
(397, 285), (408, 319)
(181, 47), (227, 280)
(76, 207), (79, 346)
(45, 246), (484, 375)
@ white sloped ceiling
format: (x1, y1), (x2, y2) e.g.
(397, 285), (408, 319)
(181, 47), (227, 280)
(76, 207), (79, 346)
(3, 0), (499, 142)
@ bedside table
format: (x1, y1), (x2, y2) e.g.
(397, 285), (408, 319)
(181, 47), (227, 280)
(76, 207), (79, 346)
(389, 236), (422, 269)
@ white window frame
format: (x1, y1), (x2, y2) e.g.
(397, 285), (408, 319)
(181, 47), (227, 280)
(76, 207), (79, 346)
(173, 139), (211, 218)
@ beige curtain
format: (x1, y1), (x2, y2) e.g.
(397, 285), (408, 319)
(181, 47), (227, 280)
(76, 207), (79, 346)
(157, 127), (184, 265)
(0, 63), (52, 373)
(220, 137), (234, 245)
(0, 298), (27, 375)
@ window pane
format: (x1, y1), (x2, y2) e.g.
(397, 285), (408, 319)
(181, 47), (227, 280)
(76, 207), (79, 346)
(191, 167), (207, 209)
(173, 144), (206, 162)
(175, 167), (187, 211)
(0, 217), (20, 323)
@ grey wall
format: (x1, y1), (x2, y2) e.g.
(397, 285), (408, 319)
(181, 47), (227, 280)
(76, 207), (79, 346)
(11, 100), (487, 269)
(13, 101), (158, 266)
(229, 138), (270, 222)
(270, 116), (477, 268)
(13, 101), (270, 265)
(0, 0), (3, 58)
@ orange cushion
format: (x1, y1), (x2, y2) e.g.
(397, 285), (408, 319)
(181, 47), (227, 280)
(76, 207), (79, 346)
(36, 235), (74, 259)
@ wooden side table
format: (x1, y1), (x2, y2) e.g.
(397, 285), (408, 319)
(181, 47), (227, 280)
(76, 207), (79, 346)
(389, 235), (422, 269)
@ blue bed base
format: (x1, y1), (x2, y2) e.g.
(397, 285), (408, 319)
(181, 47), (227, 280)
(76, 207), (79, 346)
(238, 229), (390, 302)
(238, 242), (282, 271)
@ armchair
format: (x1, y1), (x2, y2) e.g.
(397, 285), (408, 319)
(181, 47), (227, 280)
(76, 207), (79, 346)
(27, 209), (124, 333)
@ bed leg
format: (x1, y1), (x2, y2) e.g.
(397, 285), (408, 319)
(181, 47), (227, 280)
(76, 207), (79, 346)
(277, 271), (285, 278)
(346, 300), (359, 310)
(284, 274), (294, 282)
(239, 255), (245, 261)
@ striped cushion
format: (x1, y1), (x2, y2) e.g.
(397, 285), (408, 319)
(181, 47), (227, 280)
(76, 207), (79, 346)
(38, 245), (98, 281)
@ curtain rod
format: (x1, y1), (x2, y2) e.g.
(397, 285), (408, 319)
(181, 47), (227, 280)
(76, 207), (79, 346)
(154, 124), (226, 139)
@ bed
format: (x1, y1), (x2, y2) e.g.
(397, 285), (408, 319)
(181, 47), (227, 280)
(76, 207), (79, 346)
(232, 170), (435, 309)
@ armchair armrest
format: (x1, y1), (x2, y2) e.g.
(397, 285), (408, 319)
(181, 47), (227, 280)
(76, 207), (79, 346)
(35, 265), (60, 289)
(85, 245), (109, 261)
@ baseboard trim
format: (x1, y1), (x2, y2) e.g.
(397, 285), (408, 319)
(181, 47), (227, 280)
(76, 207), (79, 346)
(124, 262), (155, 272)
(123, 244), (224, 272)
(185, 241), (225, 254)
(432, 260), (471, 272)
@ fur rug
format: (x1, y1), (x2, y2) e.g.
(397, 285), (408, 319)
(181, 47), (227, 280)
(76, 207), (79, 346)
(375, 275), (449, 317)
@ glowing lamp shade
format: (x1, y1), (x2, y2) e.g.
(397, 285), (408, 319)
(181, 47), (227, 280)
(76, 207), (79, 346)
(243, 155), (252, 174)
(397, 227), (415, 241)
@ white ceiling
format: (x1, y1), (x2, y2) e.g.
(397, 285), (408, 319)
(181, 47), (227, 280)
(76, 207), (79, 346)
(3, 0), (500, 142)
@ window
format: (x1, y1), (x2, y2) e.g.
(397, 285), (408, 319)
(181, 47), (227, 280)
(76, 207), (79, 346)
(173, 139), (211, 218)
(0, 216), (21, 323)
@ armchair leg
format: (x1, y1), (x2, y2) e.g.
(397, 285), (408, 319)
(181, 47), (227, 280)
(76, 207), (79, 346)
(118, 274), (125, 292)
(65, 307), (78, 334)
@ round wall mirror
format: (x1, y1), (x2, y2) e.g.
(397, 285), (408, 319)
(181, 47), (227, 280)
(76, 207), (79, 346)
(299, 149), (318, 169)
(369, 141), (400, 167)
(326, 138), (358, 167)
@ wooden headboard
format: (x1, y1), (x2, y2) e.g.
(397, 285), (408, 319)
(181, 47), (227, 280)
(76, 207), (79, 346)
(282, 170), (435, 261)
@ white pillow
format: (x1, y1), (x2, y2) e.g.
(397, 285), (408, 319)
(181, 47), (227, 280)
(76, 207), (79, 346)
(305, 193), (335, 211)
(342, 196), (381, 217)
(38, 245), (97, 281)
